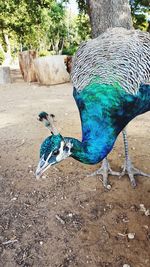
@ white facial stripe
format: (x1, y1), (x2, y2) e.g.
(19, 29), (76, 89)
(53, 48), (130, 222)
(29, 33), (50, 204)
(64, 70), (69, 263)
(56, 141), (72, 162)
(46, 151), (53, 163)
(56, 141), (65, 162)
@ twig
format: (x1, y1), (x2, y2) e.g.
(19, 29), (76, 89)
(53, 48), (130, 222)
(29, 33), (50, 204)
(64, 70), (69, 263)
(2, 239), (18, 245)
(55, 214), (65, 225)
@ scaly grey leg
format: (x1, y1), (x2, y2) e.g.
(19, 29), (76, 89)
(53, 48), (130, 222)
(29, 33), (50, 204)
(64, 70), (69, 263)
(120, 129), (150, 187)
(88, 157), (120, 189)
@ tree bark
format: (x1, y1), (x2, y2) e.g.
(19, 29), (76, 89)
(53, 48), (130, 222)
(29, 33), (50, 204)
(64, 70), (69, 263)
(0, 35), (12, 66)
(19, 50), (37, 82)
(87, 0), (133, 38)
(33, 55), (70, 85)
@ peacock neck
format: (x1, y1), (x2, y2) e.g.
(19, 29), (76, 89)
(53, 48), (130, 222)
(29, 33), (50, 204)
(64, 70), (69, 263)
(66, 82), (142, 165)
(64, 122), (116, 164)
(65, 82), (150, 165)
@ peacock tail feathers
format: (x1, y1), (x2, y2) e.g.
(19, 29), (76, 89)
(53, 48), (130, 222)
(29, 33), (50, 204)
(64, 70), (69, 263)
(71, 27), (150, 95)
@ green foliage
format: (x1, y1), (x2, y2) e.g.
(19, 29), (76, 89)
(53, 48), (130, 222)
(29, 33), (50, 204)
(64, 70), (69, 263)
(38, 49), (57, 56)
(0, 50), (5, 65)
(76, 0), (88, 14)
(2, 0), (149, 61)
(76, 14), (91, 41)
(0, 0), (68, 53)
(129, 1), (149, 30)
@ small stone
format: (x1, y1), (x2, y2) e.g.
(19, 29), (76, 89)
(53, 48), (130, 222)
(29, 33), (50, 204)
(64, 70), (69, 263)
(139, 204), (146, 212)
(39, 241), (43, 245)
(143, 225), (148, 229)
(123, 264), (131, 267)
(128, 233), (135, 239)
(107, 184), (111, 190)
(11, 197), (17, 201)
(145, 210), (150, 216)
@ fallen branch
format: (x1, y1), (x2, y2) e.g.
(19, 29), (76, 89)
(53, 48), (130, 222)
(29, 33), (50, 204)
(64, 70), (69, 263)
(55, 214), (65, 225)
(2, 239), (18, 245)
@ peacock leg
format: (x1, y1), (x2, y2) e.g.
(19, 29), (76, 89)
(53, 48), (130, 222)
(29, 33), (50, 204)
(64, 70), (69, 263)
(120, 129), (150, 187)
(88, 157), (120, 188)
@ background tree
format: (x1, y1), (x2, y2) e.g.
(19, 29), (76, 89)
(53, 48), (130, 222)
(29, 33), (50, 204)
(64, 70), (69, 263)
(0, 0), (149, 65)
(0, 0), (69, 63)
(77, 0), (150, 35)
(77, 0), (133, 38)
(129, 0), (150, 30)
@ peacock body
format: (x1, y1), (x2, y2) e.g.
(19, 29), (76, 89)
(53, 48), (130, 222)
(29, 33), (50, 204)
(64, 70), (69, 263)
(36, 27), (150, 186)
(70, 27), (150, 163)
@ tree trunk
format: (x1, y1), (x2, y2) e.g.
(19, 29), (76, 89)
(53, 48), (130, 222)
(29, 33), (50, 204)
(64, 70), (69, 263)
(3, 34), (12, 66)
(33, 55), (70, 85)
(0, 35), (12, 66)
(87, 0), (133, 38)
(19, 50), (37, 82)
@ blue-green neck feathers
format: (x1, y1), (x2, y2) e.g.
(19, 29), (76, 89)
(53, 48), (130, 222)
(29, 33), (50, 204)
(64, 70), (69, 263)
(71, 82), (150, 164)
(40, 83), (150, 165)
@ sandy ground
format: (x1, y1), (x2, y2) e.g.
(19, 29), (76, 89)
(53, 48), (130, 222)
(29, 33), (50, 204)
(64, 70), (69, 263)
(0, 69), (150, 267)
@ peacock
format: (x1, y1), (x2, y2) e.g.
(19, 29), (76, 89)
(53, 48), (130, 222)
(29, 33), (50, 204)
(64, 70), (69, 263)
(36, 27), (150, 188)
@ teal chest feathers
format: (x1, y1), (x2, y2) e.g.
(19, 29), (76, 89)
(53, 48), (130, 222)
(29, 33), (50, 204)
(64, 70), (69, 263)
(72, 83), (150, 164)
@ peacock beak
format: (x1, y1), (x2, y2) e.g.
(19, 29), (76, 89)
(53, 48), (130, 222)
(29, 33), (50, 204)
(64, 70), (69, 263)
(36, 154), (53, 179)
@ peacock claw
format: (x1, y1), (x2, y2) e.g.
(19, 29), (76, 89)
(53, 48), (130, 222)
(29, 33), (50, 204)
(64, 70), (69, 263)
(88, 158), (120, 189)
(120, 158), (150, 187)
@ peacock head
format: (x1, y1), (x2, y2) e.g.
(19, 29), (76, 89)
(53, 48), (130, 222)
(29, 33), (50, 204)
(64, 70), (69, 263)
(36, 112), (72, 179)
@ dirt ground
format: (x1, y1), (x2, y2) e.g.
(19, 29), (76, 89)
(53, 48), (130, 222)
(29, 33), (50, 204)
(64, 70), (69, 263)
(0, 69), (150, 267)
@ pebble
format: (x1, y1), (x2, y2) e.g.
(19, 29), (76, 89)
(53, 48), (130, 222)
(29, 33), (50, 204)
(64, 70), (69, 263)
(128, 233), (135, 240)
(139, 204), (150, 216)
(11, 197), (17, 201)
(107, 184), (111, 190)
(123, 264), (130, 267)
(145, 209), (150, 216)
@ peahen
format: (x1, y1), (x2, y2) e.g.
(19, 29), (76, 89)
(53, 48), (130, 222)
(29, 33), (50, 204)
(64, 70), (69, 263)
(36, 27), (150, 188)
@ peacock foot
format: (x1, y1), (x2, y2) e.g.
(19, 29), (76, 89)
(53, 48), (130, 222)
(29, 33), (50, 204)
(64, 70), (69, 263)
(120, 158), (150, 187)
(88, 158), (120, 189)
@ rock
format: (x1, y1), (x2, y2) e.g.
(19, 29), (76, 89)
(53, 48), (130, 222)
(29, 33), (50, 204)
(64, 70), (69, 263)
(127, 233), (135, 240)
(0, 66), (11, 84)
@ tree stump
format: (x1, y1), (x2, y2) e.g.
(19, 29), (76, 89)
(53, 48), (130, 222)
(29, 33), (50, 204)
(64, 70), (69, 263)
(0, 66), (11, 84)
(18, 50), (37, 82)
(64, 56), (73, 74)
(33, 55), (70, 85)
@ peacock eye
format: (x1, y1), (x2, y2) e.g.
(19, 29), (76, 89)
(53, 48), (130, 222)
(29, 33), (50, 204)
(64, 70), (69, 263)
(63, 144), (69, 152)
(53, 149), (59, 156)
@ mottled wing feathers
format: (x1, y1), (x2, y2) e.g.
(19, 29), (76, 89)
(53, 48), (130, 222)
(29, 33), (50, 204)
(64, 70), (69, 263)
(71, 27), (150, 95)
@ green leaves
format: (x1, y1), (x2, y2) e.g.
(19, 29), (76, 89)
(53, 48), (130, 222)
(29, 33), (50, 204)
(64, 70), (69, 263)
(129, 0), (150, 30)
